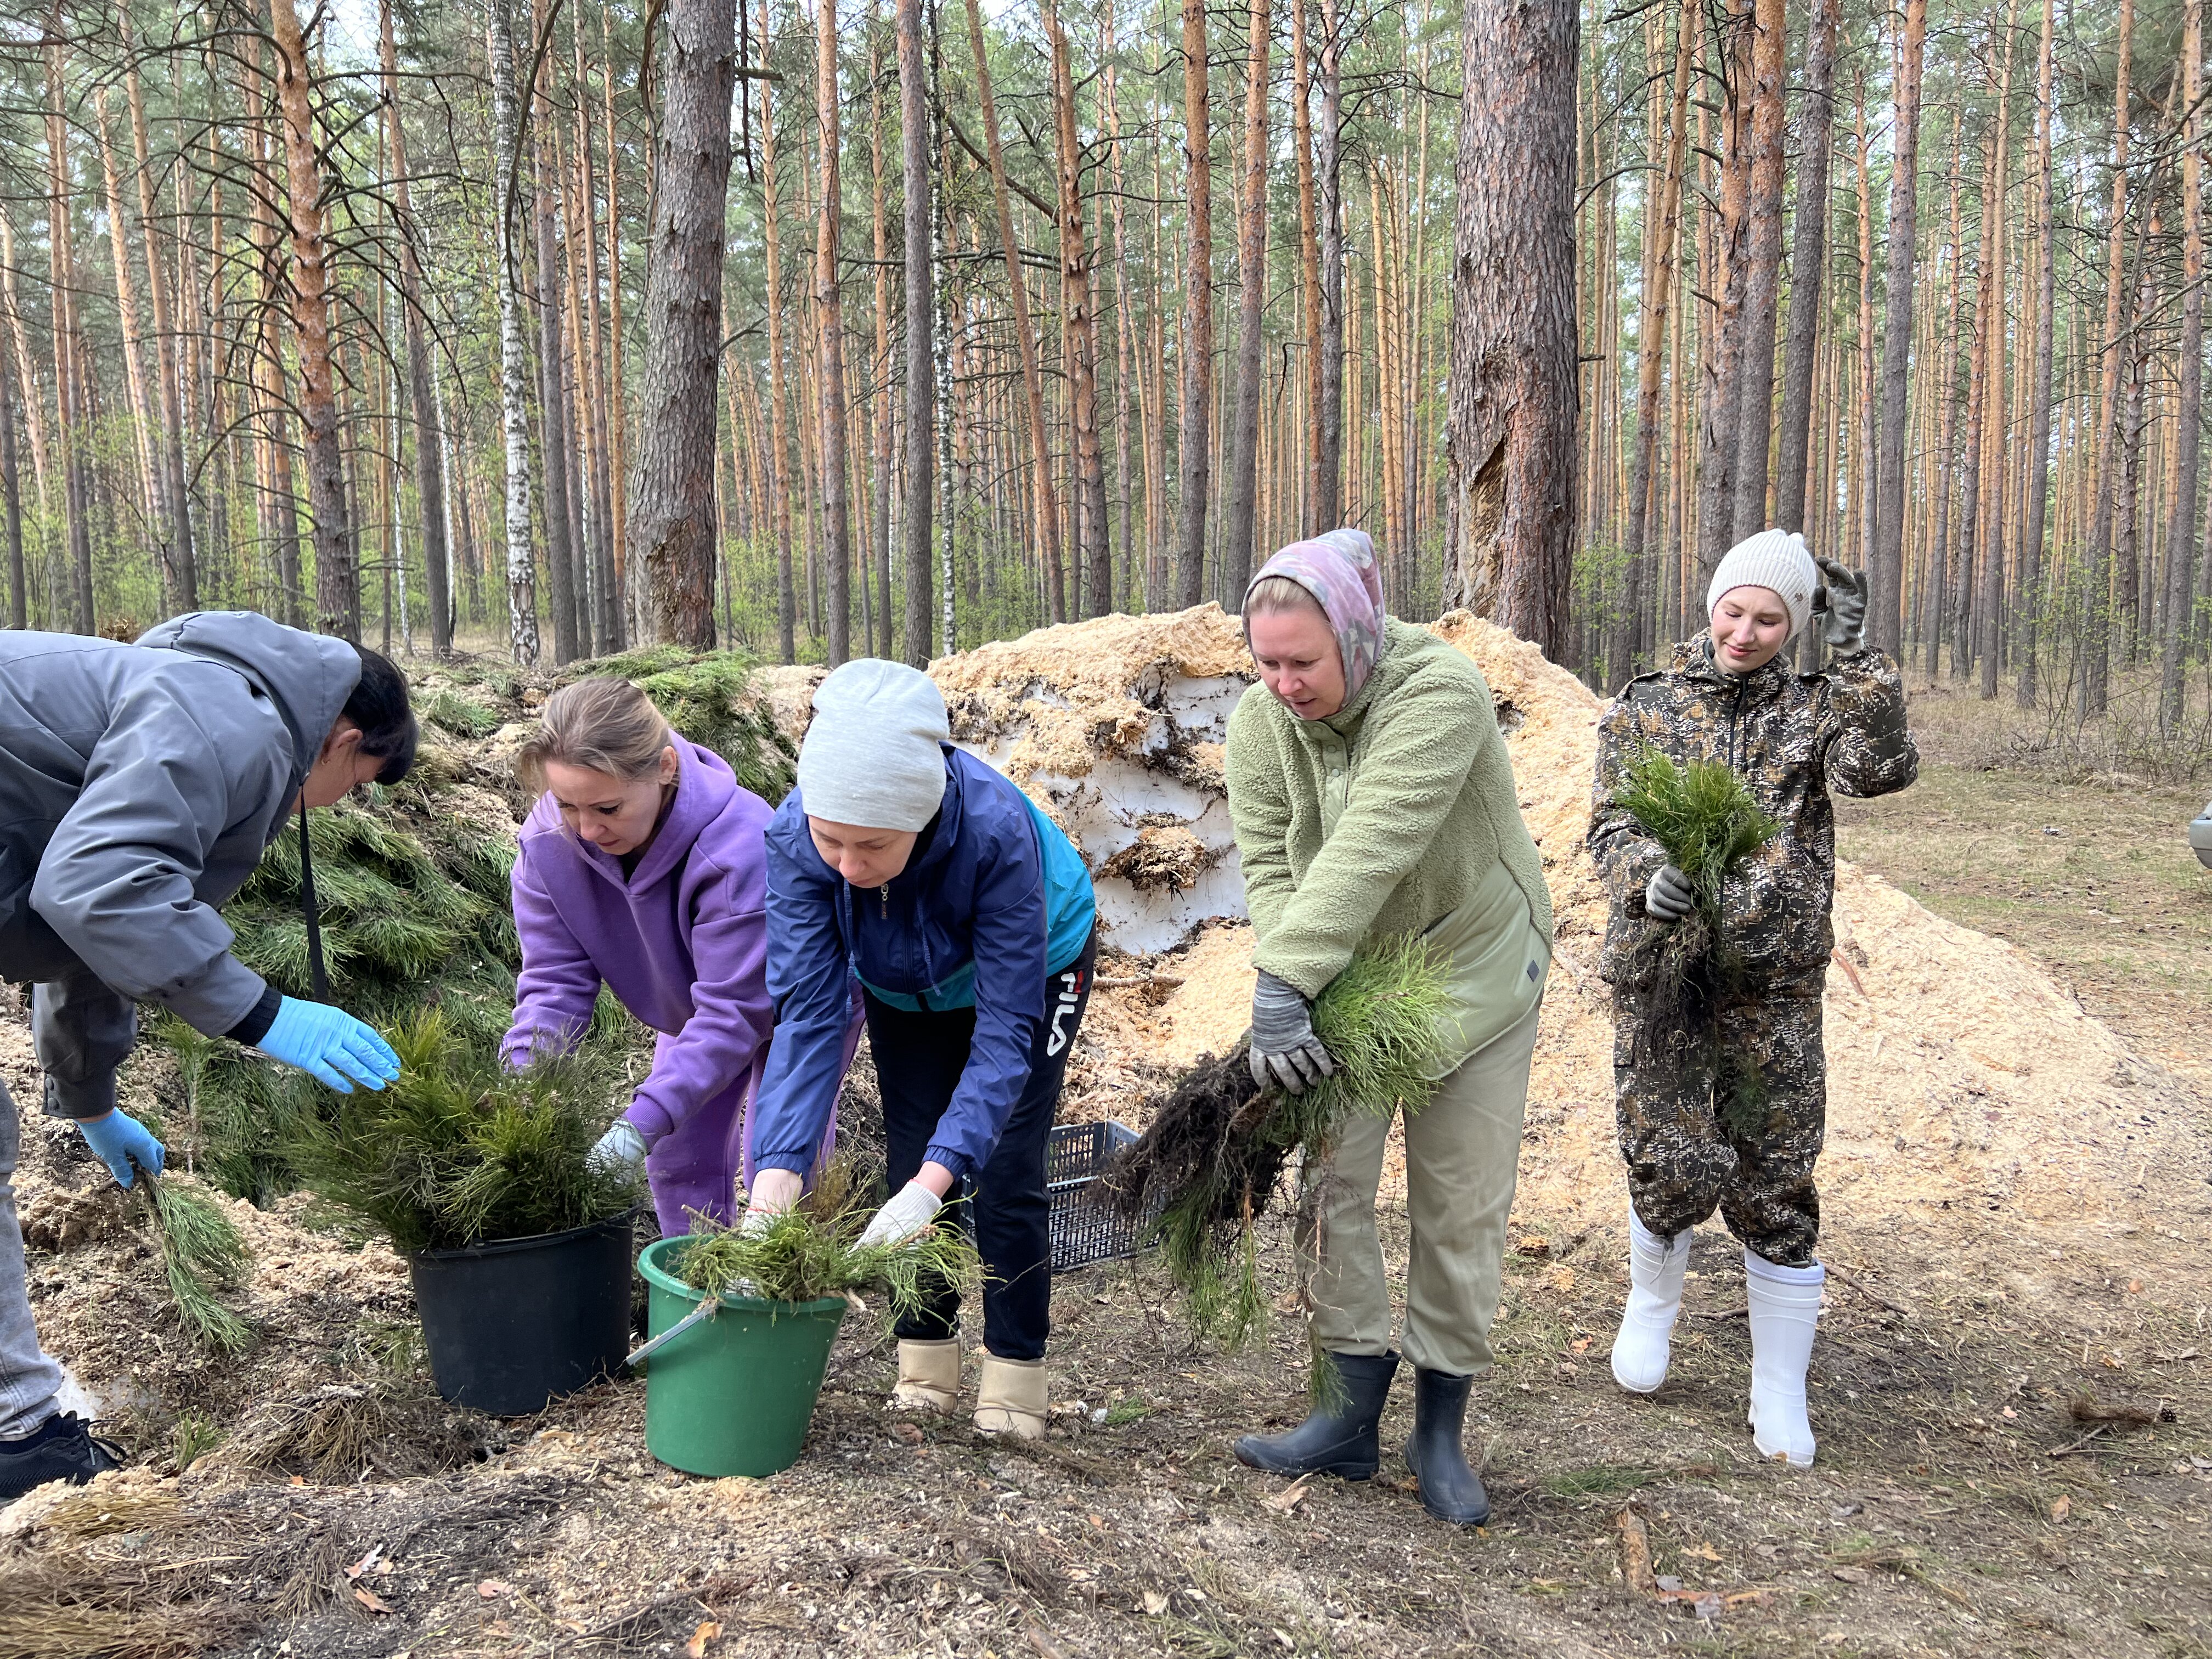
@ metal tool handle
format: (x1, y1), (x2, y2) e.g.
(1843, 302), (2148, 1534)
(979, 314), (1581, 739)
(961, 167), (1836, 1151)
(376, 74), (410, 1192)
(624, 1299), (714, 1368)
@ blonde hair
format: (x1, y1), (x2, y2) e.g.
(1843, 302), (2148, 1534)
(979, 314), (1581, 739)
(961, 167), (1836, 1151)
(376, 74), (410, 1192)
(1242, 575), (1324, 620)
(516, 678), (675, 793)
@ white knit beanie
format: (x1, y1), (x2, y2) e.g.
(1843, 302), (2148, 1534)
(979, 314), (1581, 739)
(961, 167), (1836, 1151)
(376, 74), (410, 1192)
(1707, 528), (1819, 641)
(797, 659), (950, 831)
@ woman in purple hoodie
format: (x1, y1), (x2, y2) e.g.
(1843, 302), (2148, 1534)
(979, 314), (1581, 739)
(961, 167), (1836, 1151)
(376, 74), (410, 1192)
(501, 678), (799, 1233)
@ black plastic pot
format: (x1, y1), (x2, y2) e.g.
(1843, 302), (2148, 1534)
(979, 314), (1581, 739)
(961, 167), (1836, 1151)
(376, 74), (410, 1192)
(409, 1212), (634, 1415)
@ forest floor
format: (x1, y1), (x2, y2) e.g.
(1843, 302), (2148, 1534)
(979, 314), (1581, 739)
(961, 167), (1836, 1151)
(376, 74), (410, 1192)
(5, 632), (2210, 1659)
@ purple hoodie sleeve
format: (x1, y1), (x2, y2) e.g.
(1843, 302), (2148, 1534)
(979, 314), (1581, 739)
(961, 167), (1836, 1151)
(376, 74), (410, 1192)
(623, 861), (773, 1147)
(503, 832), (604, 1071)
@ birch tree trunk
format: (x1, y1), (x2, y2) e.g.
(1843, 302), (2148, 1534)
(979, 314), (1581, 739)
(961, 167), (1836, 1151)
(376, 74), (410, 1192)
(1443, 0), (1578, 651)
(489, 0), (540, 661)
(268, 0), (358, 640)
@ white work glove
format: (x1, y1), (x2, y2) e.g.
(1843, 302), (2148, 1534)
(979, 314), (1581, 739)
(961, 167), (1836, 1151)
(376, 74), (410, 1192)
(856, 1180), (945, 1251)
(1644, 864), (1695, 922)
(586, 1121), (650, 1176)
(1248, 969), (1336, 1095)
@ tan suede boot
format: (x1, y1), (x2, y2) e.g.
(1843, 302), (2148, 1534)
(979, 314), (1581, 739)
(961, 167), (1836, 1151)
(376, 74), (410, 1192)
(889, 1339), (962, 1414)
(973, 1355), (1047, 1440)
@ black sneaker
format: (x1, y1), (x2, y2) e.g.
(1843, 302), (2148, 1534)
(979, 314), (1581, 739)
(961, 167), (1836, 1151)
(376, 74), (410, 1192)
(0, 1413), (122, 1503)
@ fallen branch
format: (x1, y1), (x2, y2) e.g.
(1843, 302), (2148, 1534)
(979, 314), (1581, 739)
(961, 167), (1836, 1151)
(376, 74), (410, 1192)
(1092, 974), (1186, 990)
(1826, 1263), (1908, 1317)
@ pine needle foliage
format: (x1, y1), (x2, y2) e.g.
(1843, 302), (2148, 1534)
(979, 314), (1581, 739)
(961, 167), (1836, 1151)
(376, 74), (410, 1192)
(285, 1011), (643, 1254)
(421, 688), (501, 738)
(144, 1174), (254, 1354)
(673, 1158), (984, 1323)
(1615, 743), (1782, 1136)
(578, 647), (797, 803)
(1109, 938), (1453, 1348)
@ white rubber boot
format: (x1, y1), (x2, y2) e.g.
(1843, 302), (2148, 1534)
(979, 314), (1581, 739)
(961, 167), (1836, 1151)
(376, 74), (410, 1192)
(1744, 1250), (1824, 1468)
(973, 1355), (1047, 1440)
(1610, 1213), (1691, 1395)
(889, 1339), (962, 1414)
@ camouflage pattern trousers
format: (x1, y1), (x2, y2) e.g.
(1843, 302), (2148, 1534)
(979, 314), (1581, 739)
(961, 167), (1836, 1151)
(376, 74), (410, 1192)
(1610, 987), (1824, 1267)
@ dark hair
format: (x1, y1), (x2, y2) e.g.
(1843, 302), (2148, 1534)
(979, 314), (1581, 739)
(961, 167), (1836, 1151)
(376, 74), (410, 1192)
(345, 645), (419, 785)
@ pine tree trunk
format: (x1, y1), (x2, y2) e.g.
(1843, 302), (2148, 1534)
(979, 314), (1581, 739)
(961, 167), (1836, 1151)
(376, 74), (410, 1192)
(1443, 0), (1578, 650)
(1693, 1), (1753, 582)
(2083, 0), (2133, 716)
(601, 7), (630, 647)
(268, 0), (358, 640)
(897, 0), (934, 665)
(489, 0), (541, 661)
(381, 0), (453, 658)
(0, 300), (20, 628)
(1774, 0), (1837, 538)
(1177, 0), (1215, 607)
(1870, 0), (1926, 649)
(1729, 0), (1786, 538)
(868, 0), (896, 657)
(2018, 0), (2056, 706)
(532, 5), (583, 662)
(1104, 0), (1137, 601)
(1314, 0), (1344, 531)
(1611, 0), (1695, 687)
(816, 0), (852, 662)
(2160, 0), (2201, 729)
(1049, 3), (1111, 617)
(1220, 0), (1270, 599)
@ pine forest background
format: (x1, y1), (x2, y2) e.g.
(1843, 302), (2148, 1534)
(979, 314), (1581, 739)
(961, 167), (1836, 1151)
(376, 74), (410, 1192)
(5, 0), (2212, 760)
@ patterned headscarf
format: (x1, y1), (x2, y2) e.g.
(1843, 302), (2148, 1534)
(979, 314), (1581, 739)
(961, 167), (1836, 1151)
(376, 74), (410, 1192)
(1244, 528), (1389, 703)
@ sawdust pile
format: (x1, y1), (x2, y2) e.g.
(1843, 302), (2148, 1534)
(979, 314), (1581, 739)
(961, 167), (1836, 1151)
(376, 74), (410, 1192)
(759, 610), (1257, 956)
(1060, 611), (2209, 1235)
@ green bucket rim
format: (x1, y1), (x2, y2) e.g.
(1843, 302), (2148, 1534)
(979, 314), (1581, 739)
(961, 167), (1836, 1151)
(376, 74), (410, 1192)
(637, 1234), (852, 1318)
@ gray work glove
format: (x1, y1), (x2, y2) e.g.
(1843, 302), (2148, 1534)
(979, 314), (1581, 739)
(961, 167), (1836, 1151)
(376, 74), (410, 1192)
(1814, 557), (1869, 656)
(857, 1180), (945, 1251)
(1645, 864), (1695, 922)
(586, 1120), (650, 1177)
(1249, 969), (1336, 1096)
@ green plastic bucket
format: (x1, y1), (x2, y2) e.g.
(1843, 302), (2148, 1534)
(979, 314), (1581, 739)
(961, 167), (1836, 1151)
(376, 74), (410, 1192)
(635, 1236), (850, 1478)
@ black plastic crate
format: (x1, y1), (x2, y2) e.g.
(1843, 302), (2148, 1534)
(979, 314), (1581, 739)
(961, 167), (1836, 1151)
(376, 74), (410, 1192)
(1046, 1120), (1153, 1273)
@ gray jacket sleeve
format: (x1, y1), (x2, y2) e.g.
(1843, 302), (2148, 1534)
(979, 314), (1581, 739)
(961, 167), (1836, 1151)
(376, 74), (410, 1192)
(29, 673), (286, 1036)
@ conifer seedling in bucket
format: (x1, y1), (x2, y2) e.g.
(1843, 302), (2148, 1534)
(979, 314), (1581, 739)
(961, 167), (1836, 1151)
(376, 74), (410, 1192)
(286, 1011), (646, 1415)
(636, 1161), (983, 1479)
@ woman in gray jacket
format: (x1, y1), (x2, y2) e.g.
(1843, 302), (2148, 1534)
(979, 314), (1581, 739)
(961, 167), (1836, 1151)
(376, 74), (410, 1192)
(0, 612), (415, 1500)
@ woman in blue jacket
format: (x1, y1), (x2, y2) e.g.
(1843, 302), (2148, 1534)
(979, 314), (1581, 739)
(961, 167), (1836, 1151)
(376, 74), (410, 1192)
(747, 660), (1096, 1440)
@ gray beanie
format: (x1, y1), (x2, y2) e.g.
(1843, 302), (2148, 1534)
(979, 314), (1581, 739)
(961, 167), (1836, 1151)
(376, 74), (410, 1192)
(797, 659), (950, 831)
(1707, 528), (1819, 641)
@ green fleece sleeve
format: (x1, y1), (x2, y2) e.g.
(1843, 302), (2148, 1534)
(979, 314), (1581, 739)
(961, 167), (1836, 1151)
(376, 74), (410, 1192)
(1587, 696), (1669, 916)
(1225, 690), (1296, 946)
(1822, 647), (1919, 799)
(1251, 671), (1486, 998)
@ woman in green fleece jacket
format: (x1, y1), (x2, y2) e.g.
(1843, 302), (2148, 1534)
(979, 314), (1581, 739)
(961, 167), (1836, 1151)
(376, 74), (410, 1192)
(1223, 528), (1554, 1527)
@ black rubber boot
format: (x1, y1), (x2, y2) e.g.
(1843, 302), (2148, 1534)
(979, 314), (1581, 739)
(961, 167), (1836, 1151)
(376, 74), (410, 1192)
(1233, 1351), (1399, 1480)
(0, 1413), (121, 1504)
(1403, 1369), (1489, 1525)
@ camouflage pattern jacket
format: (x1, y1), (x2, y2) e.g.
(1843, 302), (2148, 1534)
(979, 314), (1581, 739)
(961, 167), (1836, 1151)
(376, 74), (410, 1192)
(1589, 634), (1918, 995)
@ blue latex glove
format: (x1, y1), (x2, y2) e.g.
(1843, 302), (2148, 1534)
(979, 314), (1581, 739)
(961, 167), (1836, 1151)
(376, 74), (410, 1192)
(256, 997), (401, 1093)
(77, 1110), (166, 1189)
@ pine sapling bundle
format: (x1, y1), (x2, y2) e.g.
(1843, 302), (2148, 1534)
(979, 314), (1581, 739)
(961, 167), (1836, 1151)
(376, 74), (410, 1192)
(1615, 744), (1782, 1132)
(675, 1159), (983, 1323)
(144, 1174), (254, 1354)
(286, 1011), (644, 1254)
(1106, 938), (1453, 1346)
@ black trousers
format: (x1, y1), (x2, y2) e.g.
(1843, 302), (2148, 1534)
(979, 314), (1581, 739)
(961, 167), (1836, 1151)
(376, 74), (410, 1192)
(866, 926), (1096, 1361)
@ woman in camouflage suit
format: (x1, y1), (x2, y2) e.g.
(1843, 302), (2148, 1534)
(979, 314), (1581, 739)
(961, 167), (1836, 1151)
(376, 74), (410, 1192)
(1588, 529), (1917, 1468)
